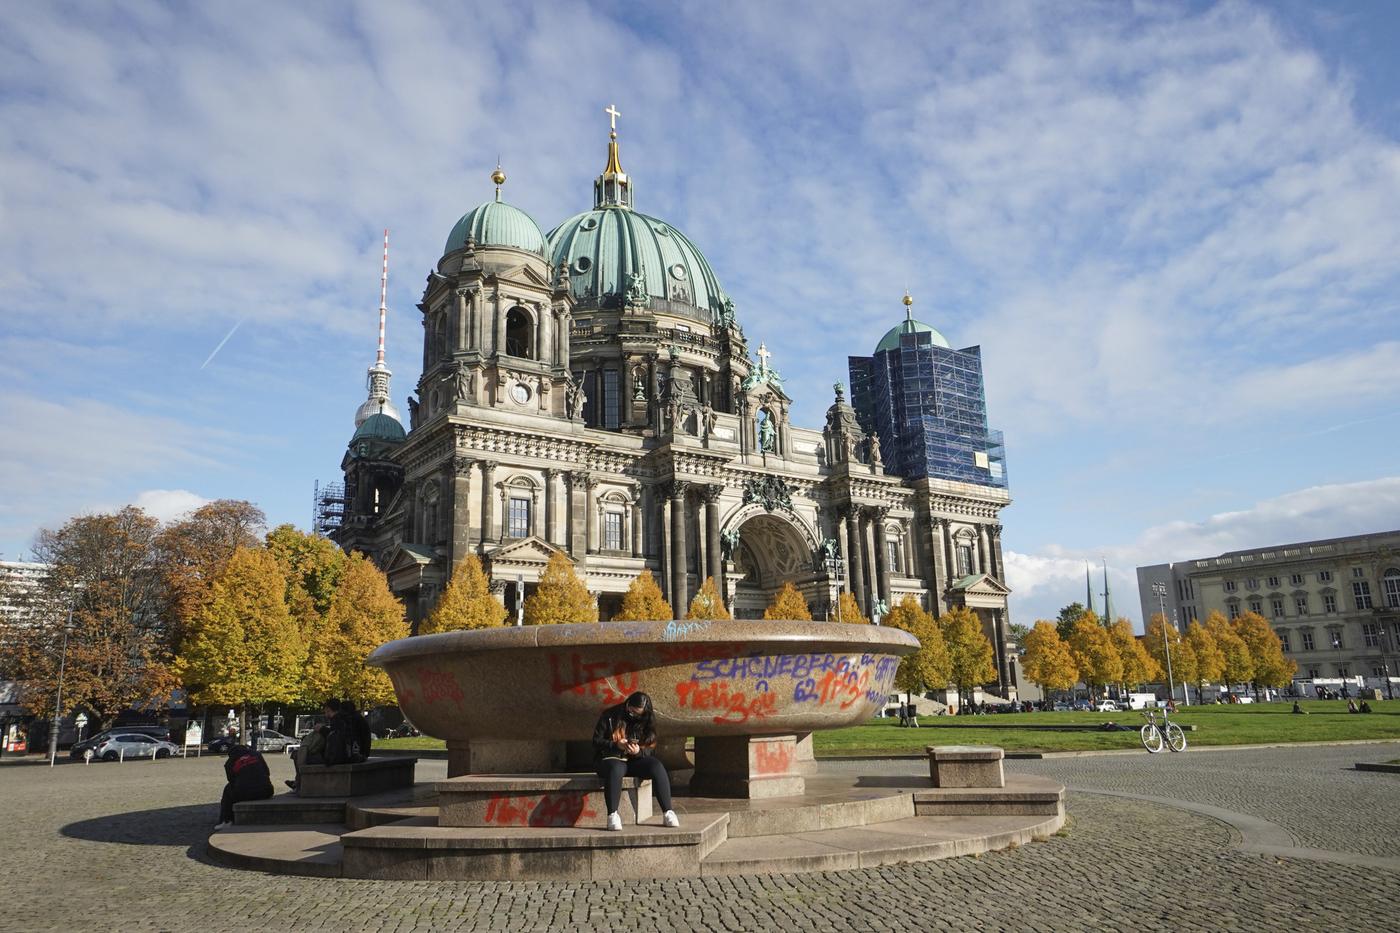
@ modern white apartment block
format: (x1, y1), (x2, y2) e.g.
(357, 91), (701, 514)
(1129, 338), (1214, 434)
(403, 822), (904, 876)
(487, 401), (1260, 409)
(1137, 531), (1400, 692)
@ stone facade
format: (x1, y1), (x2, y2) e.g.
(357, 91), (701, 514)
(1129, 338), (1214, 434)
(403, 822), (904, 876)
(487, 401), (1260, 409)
(333, 127), (1017, 697)
(1137, 530), (1400, 694)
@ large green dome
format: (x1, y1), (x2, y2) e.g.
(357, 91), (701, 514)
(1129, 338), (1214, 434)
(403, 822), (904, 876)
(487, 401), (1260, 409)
(875, 318), (951, 352)
(546, 208), (728, 320)
(443, 199), (547, 256)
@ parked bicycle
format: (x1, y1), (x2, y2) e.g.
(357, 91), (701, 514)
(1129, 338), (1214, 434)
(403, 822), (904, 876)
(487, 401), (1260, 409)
(1140, 708), (1187, 753)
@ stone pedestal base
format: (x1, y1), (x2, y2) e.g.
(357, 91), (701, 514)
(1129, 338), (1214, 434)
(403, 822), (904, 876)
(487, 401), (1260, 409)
(690, 734), (804, 799)
(298, 757), (417, 797)
(436, 773), (652, 828)
(446, 739), (561, 778)
(792, 732), (817, 775)
(926, 745), (1005, 788)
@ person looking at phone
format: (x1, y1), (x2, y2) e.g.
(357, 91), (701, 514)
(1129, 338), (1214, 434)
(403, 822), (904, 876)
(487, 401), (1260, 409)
(592, 691), (679, 831)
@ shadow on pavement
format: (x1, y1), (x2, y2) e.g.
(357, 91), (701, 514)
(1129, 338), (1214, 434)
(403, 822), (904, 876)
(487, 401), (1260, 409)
(62, 803), (216, 849)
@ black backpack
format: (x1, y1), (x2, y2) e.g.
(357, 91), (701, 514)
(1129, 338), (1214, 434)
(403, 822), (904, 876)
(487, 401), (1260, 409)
(323, 716), (362, 766)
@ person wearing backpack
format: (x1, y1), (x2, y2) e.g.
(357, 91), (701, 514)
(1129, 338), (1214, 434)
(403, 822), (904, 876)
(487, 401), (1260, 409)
(215, 744), (273, 829)
(341, 698), (372, 762)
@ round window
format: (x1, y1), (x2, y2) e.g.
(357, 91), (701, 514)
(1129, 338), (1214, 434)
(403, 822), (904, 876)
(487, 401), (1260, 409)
(573, 256), (592, 273)
(654, 225), (671, 236)
(511, 383), (531, 405)
(669, 263), (687, 281)
(580, 217), (598, 231)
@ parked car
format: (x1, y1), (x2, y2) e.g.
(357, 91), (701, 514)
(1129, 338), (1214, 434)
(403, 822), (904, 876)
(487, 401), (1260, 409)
(1051, 702), (1073, 712)
(91, 733), (181, 761)
(69, 725), (170, 760)
(207, 729), (297, 754)
(1094, 699), (1119, 713)
(207, 733), (239, 754)
(1072, 700), (1092, 712)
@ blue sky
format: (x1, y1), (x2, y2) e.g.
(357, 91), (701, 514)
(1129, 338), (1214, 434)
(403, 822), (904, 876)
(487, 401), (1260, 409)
(3, 0), (1400, 628)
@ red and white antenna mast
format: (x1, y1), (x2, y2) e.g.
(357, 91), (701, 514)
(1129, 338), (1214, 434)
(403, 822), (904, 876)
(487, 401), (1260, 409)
(377, 228), (389, 366)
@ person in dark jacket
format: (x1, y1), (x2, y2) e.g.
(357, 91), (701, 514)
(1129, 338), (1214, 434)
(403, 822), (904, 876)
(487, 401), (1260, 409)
(342, 698), (372, 761)
(215, 744), (273, 829)
(592, 691), (678, 831)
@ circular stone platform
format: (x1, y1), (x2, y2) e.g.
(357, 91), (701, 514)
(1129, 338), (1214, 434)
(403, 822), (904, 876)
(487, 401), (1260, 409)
(207, 771), (1065, 881)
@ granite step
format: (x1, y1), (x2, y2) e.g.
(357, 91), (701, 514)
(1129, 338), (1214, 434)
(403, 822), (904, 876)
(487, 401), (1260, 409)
(207, 824), (344, 877)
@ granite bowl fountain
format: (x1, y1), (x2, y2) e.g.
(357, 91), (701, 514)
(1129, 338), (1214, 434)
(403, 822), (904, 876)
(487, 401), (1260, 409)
(368, 618), (919, 797)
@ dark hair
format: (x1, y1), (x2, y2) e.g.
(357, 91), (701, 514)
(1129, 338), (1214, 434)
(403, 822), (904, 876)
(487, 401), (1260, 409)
(341, 698), (358, 715)
(623, 692), (656, 746)
(323, 699), (341, 712)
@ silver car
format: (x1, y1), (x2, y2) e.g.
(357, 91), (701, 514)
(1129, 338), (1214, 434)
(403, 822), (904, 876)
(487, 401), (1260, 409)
(250, 729), (298, 753)
(92, 733), (181, 761)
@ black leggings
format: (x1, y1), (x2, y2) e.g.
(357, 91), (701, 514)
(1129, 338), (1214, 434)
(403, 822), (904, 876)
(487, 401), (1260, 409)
(596, 756), (672, 814)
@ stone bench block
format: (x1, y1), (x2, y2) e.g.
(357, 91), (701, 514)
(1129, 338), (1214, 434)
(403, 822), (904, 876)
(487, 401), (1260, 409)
(436, 773), (652, 828)
(299, 757), (418, 798)
(926, 745), (1004, 788)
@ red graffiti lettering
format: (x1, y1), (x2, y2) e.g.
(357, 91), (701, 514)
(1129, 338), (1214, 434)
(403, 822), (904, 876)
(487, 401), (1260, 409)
(753, 742), (795, 775)
(549, 653), (639, 706)
(483, 792), (600, 827)
(418, 668), (464, 707)
(675, 679), (778, 724)
(813, 668), (871, 710)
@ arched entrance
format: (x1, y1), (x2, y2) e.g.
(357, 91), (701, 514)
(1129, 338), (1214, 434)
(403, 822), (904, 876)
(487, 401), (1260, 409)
(729, 513), (819, 619)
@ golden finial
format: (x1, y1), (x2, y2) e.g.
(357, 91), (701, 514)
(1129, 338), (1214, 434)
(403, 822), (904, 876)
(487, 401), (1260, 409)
(902, 290), (914, 307)
(492, 161), (506, 201)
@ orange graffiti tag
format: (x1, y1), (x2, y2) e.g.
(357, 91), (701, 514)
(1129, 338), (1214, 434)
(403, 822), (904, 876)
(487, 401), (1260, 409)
(674, 679), (777, 724)
(753, 742), (796, 775)
(483, 793), (601, 827)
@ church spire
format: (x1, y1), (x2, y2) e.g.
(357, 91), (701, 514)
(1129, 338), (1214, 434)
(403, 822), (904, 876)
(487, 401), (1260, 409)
(1085, 562), (1096, 617)
(1102, 558), (1113, 624)
(354, 229), (402, 428)
(594, 103), (633, 209)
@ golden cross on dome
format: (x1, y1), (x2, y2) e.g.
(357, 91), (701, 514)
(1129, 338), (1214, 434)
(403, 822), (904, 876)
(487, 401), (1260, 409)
(605, 104), (621, 135)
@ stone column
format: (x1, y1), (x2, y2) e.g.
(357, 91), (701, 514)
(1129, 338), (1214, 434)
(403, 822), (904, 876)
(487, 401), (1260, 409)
(872, 506), (891, 608)
(450, 456), (474, 565)
(837, 511), (852, 612)
(582, 474), (596, 553)
(631, 485), (644, 558)
(705, 485), (723, 586)
(543, 469), (558, 545)
(556, 307), (571, 367)
(537, 303), (550, 364)
(845, 505), (866, 616)
(669, 481), (690, 613)
(478, 464), (495, 548)
(455, 289), (469, 352)
(990, 524), (1005, 581)
(661, 497), (672, 603)
(942, 519), (956, 582)
(493, 298), (506, 356)
(567, 472), (588, 555)
(978, 525), (992, 578)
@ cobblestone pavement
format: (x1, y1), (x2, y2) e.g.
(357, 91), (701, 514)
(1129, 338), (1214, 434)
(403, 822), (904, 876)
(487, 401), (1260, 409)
(3, 745), (1399, 932)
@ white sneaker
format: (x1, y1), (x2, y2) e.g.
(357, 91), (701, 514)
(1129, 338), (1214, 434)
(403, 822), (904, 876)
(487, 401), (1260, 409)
(606, 811), (623, 831)
(213, 822), (232, 831)
(663, 810), (681, 828)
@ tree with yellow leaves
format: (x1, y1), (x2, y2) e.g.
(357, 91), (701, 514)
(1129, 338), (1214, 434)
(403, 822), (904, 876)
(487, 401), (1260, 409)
(686, 576), (731, 620)
(885, 596), (949, 698)
(1109, 618), (1162, 691)
(1205, 610), (1254, 692)
(763, 582), (812, 621)
(177, 546), (305, 734)
(308, 552), (408, 707)
(1022, 620), (1079, 699)
(1233, 611), (1296, 698)
(939, 606), (996, 707)
(1185, 619), (1225, 704)
(1145, 613), (1197, 702)
(614, 570), (674, 621)
(1067, 617), (1122, 700)
(422, 554), (506, 633)
(523, 552), (598, 625)
(833, 591), (869, 624)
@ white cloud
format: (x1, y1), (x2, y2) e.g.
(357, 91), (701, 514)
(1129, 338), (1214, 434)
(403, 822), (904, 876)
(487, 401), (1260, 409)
(131, 489), (211, 524)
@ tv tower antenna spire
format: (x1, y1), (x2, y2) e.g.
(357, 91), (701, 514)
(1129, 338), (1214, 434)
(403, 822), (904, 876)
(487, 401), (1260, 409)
(377, 228), (389, 367)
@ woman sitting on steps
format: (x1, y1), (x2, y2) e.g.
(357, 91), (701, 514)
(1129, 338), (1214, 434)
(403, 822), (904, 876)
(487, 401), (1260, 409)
(592, 691), (679, 831)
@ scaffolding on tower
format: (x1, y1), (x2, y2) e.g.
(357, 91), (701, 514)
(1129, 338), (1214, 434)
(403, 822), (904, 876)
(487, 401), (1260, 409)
(312, 480), (345, 536)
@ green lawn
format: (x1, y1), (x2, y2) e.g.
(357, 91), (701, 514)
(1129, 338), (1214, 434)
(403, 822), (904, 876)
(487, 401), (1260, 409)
(376, 700), (1400, 756)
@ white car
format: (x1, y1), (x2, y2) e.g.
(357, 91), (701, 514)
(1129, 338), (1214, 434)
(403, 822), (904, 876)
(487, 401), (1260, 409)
(92, 733), (181, 761)
(1094, 699), (1119, 713)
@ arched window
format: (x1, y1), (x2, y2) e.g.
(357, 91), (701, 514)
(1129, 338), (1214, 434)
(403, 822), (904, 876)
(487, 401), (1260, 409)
(505, 307), (533, 359)
(1384, 568), (1400, 609)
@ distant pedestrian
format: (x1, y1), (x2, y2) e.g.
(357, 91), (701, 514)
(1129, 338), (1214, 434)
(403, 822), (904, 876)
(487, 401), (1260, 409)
(898, 701), (909, 727)
(1347, 700), (1358, 714)
(908, 702), (919, 728)
(1360, 700), (1373, 714)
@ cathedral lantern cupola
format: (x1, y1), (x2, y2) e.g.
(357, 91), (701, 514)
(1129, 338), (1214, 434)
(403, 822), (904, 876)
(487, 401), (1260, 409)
(594, 104), (633, 210)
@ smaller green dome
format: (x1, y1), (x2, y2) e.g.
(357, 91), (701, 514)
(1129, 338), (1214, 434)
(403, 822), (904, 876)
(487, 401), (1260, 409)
(875, 318), (951, 353)
(443, 200), (547, 256)
(351, 412), (406, 445)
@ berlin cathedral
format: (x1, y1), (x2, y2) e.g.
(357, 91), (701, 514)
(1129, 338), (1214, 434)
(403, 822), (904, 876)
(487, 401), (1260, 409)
(330, 110), (1020, 698)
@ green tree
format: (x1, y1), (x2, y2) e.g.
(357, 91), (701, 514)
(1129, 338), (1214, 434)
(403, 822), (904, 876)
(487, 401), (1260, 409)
(834, 591), (869, 624)
(264, 523), (346, 621)
(1185, 619), (1225, 704)
(1008, 622), (1032, 646)
(763, 582), (812, 621)
(1206, 611), (1254, 690)
(885, 596), (949, 698)
(1067, 617), (1122, 700)
(939, 606), (997, 707)
(1055, 601), (1088, 641)
(523, 552), (597, 625)
(613, 570), (673, 622)
(1233, 611), (1297, 697)
(1145, 613), (1197, 700)
(176, 546), (304, 732)
(310, 552), (408, 707)
(686, 577), (731, 621)
(422, 554), (506, 633)
(1021, 620), (1079, 697)
(1110, 618), (1162, 691)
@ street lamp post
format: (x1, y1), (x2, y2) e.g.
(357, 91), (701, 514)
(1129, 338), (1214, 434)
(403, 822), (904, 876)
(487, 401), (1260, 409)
(47, 600), (74, 768)
(1331, 631), (1347, 696)
(1150, 582), (1179, 707)
(823, 555), (845, 623)
(1381, 625), (1395, 701)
